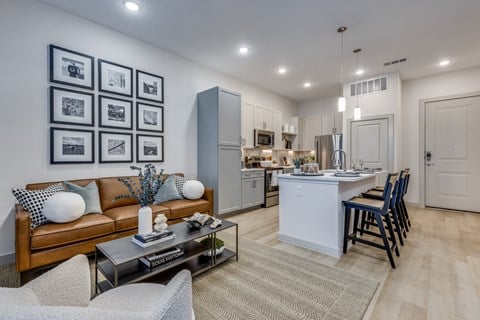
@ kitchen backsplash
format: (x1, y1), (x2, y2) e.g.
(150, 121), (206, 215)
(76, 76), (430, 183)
(242, 148), (314, 166)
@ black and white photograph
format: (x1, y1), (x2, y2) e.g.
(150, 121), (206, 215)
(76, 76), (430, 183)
(136, 70), (164, 103)
(98, 95), (133, 130)
(136, 102), (164, 132)
(49, 45), (94, 90)
(99, 59), (133, 97)
(50, 86), (94, 126)
(137, 134), (164, 162)
(50, 127), (94, 164)
(99, 131), (133, 163)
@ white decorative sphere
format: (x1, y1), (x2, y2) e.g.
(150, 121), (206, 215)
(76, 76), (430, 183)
(182, 180), (205, 200)
(43, 192), (86, 223)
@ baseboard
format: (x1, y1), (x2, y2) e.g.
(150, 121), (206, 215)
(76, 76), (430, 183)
(278, 233), (341, 258)
(405, 201), (422, 208)
(0, 253), (15, 266)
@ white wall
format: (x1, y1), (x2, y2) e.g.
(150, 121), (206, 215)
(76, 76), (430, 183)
(298, 97), (338, 117)
(0, 0), (297, 259)
(343, 72), (402, 171)
(402, 66), (480, 204)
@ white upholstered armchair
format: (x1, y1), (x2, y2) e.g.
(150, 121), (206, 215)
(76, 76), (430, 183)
(0, 255), (194, 320)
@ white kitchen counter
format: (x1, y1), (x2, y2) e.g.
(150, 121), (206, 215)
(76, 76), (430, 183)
(241, 168), (265, 172)
(277, 172), (378, 258)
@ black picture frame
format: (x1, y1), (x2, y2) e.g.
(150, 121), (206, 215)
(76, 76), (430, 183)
(136, 134), (164, 163)
(50, 86), (94, 127)
(136, 102), (164, 133)
(49, 45), (94, 90)
(136, 70), (164, 103)
(98, 59), (133, 97)
(98, 95), (133, 130)
(50, 127), (94, 164)
(99, 131), (133, 163)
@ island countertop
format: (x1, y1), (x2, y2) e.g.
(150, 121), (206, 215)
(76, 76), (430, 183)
(278, 172), (377, 183)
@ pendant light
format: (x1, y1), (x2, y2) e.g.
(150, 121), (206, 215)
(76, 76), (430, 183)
(353, 48), (362, 120)
(337, 27), (347, 112)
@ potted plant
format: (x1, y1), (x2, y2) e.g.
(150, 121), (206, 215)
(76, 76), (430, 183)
(116, 164), (164, 235)
(293, 158), (302, 174)
(200, 237), (225, 256)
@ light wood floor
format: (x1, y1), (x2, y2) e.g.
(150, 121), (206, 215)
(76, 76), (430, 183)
(223, 205), (480, 320)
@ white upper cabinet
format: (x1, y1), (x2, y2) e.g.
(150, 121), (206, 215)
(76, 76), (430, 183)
(303, 116), (322, 150)
(272, 111), (282, 148)
(321, 114), (334, 135)
(254, 106), (276, 131)
(241, 103), (255, 147)
(302, 112), (343, 150)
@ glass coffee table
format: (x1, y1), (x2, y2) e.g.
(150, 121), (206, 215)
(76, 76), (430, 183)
(95, 219), (238, 293)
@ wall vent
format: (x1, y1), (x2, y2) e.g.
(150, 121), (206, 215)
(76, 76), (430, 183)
(384, 58), (407, 66)
(350, 76), (388, 97)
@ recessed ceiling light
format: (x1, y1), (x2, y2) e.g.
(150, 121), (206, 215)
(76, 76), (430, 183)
(278, 67), (287, 74)
(238, 47), (249, 55)
(356, 69), (365, 76)
(303, 82), (311, 88)
(124, 1), (140, 12)
(438, 59), (450, 67)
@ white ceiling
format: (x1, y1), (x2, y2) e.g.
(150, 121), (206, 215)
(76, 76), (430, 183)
(39, 0), (480, 102)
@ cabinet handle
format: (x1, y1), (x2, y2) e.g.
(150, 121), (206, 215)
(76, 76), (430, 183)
(253, 180), (256, 188)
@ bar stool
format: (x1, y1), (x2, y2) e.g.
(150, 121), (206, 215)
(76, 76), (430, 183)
(342, 181), (399, 268)
(361, 172), (406, 245)
(399, 169), (412, 228)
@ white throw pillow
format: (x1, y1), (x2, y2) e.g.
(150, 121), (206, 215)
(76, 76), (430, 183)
(42, 193), (85, 223)
(182, 180), (205, 200)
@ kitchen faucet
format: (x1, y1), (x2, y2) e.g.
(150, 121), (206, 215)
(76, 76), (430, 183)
(331, 149), (346, 171)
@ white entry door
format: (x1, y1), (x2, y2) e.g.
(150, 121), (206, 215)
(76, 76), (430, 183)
(425, 96), (480, 212)
(350, 118), (389, 171)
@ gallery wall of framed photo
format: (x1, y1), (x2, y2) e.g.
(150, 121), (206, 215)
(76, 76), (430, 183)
(48, 44), (165, 165)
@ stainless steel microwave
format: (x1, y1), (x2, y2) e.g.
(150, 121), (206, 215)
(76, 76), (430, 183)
(254, 129), (275, 148)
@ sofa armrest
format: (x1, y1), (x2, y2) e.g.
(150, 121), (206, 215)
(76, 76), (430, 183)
(15, 204), (31, 272)
(202, 188), (214, 216)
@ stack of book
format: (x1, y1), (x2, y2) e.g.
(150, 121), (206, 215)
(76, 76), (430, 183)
(131, 229), (175, 248)
(139, 246), (185, 268)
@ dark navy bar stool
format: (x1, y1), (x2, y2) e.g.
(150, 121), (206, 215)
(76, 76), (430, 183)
(342, 180), (398, 268)
(361, 172), (406, 246)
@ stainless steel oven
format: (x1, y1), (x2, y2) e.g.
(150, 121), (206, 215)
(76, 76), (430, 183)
(263, 167), (283, 207)
(254, 129), (275, 148)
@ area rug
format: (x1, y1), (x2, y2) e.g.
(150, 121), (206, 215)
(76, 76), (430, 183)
(192, 233), (378, 320)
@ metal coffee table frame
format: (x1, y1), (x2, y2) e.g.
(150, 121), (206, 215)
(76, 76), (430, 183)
(95, 219), (238, 293)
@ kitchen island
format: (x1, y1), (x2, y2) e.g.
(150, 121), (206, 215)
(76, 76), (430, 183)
(278, 172), (377, 258)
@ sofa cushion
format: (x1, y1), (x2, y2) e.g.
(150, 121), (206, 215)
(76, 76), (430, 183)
(64, 181), (103, 214)
(161, 199), (210, 220)
(98, 176), (140, 212)
(31, 214), (115, 250)
(12, 183), (66, 228)
(103, 204), (170, 232)
(154, 175), (183, 204)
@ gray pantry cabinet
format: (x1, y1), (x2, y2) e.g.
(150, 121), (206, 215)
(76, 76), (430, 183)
(241, 170), (265, 208)
(197, 87), (242, 215)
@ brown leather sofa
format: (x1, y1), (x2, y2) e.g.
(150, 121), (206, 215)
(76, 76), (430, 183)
(15, 175), (213, 280)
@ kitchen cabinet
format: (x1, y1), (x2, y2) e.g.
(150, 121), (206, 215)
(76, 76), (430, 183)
(241, 170), (265, 209)
(272, 110), (282, 148)
(302, 113), (343, 150)
(197, 87), (242, 215)
(241, 102), (255, 147)
(302, 116), (322, 151)
(254, 106), (274, 131)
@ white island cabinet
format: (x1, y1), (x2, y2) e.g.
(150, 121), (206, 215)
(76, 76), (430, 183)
(278, 173), (377, 258)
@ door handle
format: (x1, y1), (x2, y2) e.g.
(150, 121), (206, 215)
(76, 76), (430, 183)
(426, 163), (435, 166)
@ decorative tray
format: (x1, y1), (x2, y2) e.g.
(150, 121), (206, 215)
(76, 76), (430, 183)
(291, 173), (324, 176)
(334, 172), (360, 177)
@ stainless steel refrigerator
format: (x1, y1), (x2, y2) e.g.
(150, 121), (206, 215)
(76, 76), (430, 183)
(315, 134), (343, 170)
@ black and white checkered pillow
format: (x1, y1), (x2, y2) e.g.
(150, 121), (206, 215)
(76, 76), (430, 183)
(173, 175), (196, 198)
(12, 183), (65, 228)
